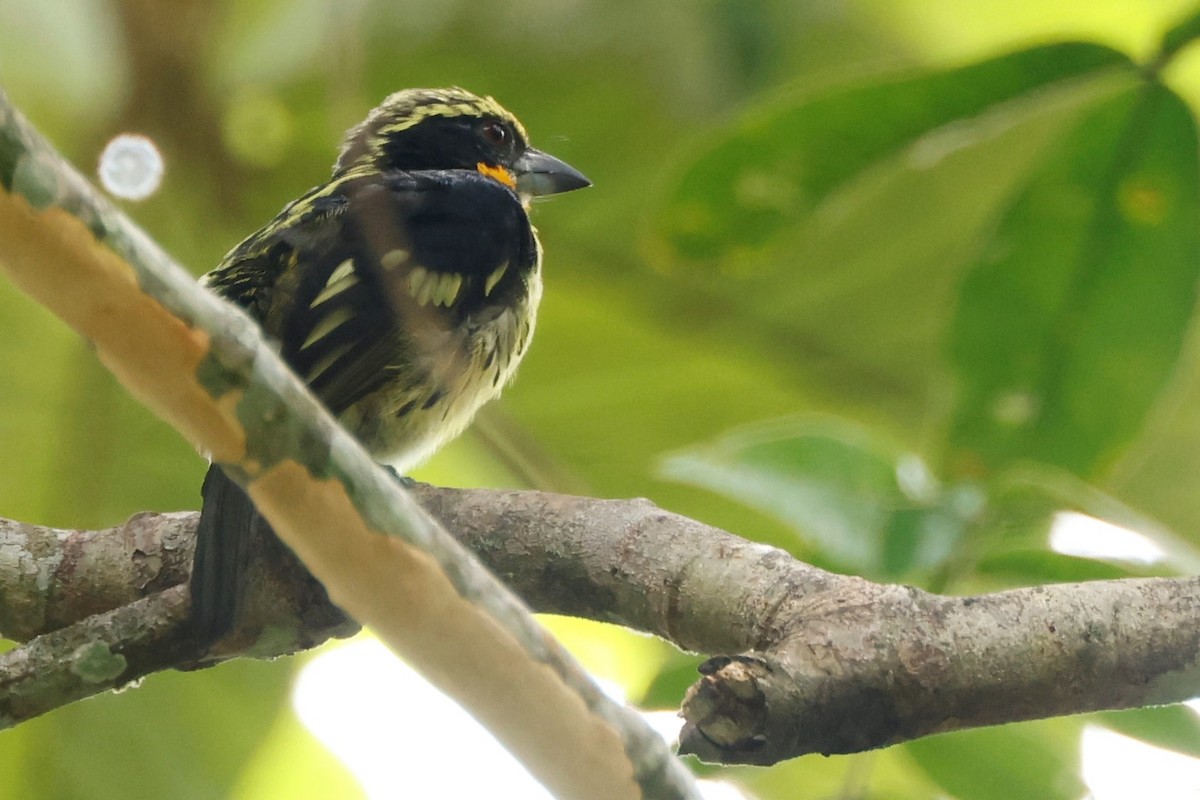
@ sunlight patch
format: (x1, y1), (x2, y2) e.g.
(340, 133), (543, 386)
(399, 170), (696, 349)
(292, 638), (749, 798)
(1049, 511), (1166, 564)
(1082, 724), (1200, 799)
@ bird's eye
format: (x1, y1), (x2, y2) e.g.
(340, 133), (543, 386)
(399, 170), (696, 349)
(480, 121), (509, 148)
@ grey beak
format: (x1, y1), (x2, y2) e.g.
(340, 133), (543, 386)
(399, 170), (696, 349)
(513, 147), (591, 196)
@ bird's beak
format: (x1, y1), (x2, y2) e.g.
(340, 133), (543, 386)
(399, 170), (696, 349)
(513, 147), (591, 197)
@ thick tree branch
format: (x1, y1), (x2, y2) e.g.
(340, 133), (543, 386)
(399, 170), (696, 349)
(3, 491), (1198, 765)
(0, 512), (194, 640)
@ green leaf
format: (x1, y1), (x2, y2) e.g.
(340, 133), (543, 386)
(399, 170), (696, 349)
(232, 708), (365, 800)
(975, 549), (1152, 584)
(946, 83), (1200, 477)
(1159, 6), (1200, 62)
(660, 416), (972, 578)
(640, 653), (709, 710)
(649, 41), (1133, 269)
(740, 748), (945, 800)
(906, 723), (1086, 800)
(9, 660), (302, 800)
(661, 416), (902, 572)
(641, 42), (1139, 449)
(959, 463), (1200, 584)
(1099, 705), (1200, 759)
(0, 0), (125, 134)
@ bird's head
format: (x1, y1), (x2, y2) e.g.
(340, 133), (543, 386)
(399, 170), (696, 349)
(336, 87), (590, 201)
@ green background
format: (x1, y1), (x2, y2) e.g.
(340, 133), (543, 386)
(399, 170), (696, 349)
(3, 0), (1200, 797)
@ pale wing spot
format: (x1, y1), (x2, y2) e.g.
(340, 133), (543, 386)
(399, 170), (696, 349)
(380, 248), (410, 271)
(302, 305), (356, 349)
(484, 261), (509, 297)
(312, 278), (353, 307)
(430, 272), (450, 307)
(305, 341), (356, 382)
(435, 272), (463, 307)
(312, 258), (359, 306)
(417, 272), (438, 306)
(515, 320), (529, 355)
(408, 266), (429, 304)
(329, 258), (355, 284)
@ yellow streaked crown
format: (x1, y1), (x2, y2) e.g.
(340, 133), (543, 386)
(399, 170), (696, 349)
(335, 87), (528, 174)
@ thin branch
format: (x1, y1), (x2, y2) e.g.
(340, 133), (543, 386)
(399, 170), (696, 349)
(0, 88), (698, 800)
(3, 490), (1198, 765)
(1, 586), (192, 728)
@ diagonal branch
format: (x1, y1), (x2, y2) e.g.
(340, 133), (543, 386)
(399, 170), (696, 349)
(0, 88), (698, 800)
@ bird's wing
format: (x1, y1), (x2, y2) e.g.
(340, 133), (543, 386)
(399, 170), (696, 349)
(202, 186), (350, 320)
(262, 171), (533, 417)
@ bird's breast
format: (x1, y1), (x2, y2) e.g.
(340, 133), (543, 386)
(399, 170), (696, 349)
(341, 265), (542, 470)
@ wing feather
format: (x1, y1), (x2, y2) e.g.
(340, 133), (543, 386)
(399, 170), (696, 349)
(204, 170), (534, 419)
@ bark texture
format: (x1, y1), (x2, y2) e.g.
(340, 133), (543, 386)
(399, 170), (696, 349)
(3, 487), (1197, 765)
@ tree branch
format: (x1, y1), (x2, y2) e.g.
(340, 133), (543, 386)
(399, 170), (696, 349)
(1, 585), (192, 728)
(3, 489), (1198, 765)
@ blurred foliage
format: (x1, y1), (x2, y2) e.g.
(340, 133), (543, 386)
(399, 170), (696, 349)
(2, 0), (1200, 797)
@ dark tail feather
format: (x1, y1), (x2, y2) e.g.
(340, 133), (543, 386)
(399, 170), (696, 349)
(190, 465), (258, 645)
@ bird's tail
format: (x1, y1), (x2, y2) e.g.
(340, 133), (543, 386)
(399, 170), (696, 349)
(190, 465), (258, 644)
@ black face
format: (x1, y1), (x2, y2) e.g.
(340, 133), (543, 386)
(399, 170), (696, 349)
(375, 115), (527, 173)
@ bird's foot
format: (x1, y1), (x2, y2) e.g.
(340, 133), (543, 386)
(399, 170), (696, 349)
(381, 464), (418, 488)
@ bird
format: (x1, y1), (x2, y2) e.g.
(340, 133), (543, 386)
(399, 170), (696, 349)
(189, 87), (590, 645)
